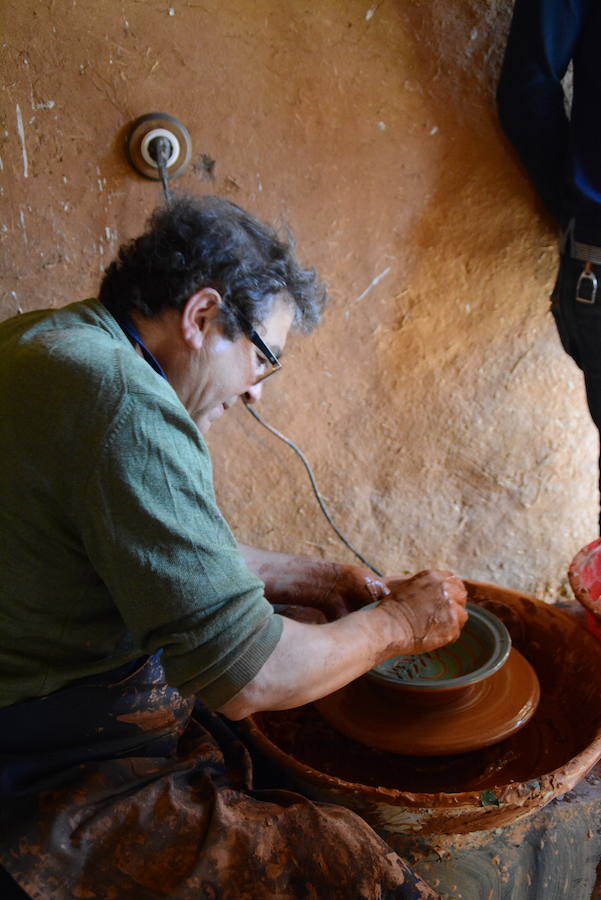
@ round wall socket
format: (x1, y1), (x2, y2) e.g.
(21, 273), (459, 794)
(127, 113), (192, 181)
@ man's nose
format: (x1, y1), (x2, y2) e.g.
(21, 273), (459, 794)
(243, 383), (263, 405)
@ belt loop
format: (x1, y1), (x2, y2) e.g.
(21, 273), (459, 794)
(569, 224), (601, 265)
(560, 218), (574, 256)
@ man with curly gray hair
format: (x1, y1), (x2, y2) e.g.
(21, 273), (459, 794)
(0, 193), (464, 899)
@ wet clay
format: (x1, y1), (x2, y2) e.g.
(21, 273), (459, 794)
(242, 582), (601, 833)
(367, 602), (511, 692)
(315, 647), (539, 756)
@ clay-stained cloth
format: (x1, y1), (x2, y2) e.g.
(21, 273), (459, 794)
(0, 653), (438, 900)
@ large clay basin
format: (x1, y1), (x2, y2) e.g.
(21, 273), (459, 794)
(241, 581), (601, 835)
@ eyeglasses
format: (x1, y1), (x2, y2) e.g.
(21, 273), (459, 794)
(247, 328), (282, 384)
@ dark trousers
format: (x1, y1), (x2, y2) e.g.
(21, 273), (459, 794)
(551, 253), (601, 531)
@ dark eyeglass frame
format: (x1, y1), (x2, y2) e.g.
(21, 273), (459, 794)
(247, 328), (282, 384)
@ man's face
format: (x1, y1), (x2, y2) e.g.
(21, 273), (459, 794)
(186, 294), (294, 433)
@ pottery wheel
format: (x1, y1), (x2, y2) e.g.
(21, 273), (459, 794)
(315, 648), (540, 756)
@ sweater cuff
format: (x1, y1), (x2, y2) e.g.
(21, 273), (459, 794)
(181, 613), (284, 711)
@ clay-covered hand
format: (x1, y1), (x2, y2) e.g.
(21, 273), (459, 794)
(318, 564), (390, 621)
(379, 570), (468, 655)
(239, 544), (389, 620)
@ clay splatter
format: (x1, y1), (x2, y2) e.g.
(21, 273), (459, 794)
(351, 266), (391, 305)
(18, 208), (27, 244)
(192, 153), (216, 181)
(15, 104), (28, 178)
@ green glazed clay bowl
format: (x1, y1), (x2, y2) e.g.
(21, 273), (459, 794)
(366, 603), (511, 706)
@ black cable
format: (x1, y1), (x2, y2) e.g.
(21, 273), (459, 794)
(149, 136), (173, 206)
(243, 400), (384, 576)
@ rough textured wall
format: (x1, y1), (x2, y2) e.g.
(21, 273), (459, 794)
(1, 0), (596, 598)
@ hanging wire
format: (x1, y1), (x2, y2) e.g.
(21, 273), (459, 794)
(134, 138), (383, 570)
(243, 400), (384, 576)
(141, 146), (380, 573)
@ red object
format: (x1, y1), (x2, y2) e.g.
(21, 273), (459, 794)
(586, 610), (601, 643)
(568, 538), (601, 642)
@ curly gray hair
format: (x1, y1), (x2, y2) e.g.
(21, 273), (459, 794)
(99, 193), (327, 338)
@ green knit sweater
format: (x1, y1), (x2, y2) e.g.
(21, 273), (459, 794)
(0, 299), (282, 709)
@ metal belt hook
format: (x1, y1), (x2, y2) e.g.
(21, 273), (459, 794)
(576, 261), (598, 304)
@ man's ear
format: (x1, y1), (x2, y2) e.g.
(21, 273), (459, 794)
(180, 288), (222, 350)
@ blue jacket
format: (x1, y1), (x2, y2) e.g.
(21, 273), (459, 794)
(497, 0), (601, 244)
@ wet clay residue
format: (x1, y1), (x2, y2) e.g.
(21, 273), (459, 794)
(253, 583), (601, 795)
(314, 647), (539, 757)
(256, 688), (578, 793)
(374, 603), (508, 686)
(116, 708), (178, 731)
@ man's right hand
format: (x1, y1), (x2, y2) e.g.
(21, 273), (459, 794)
(377, 570), (468, 658)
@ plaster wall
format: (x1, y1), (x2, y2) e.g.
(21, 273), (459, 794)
(1, 0), (596, 598)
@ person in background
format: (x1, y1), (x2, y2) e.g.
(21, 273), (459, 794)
(497, 0), (601, 530)
(0, 193), (466, 899)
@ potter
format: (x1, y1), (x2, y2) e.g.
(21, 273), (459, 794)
(0, 193), (466, 900)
